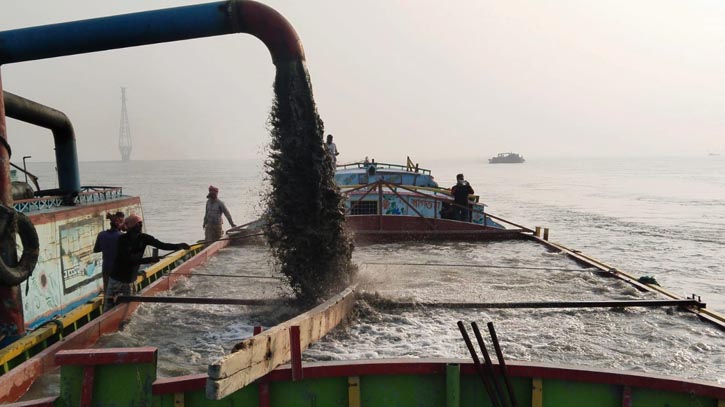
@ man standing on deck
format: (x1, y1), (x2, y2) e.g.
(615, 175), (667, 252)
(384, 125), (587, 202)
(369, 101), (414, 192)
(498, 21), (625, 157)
(450, 173), (475, 222)
(203, 185), (236, 243)
(93, 211), (125, 295)
(325, 134), (339, 166)
(105, 214), (190, 311)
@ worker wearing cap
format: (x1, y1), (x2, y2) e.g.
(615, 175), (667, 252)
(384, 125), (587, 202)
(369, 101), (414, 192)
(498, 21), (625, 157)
(105, 214), (190, 311)
(203, 185), (236, 242)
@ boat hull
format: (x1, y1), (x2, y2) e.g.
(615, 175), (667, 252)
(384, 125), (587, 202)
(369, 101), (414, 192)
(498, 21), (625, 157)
(18, 352), (724, 406)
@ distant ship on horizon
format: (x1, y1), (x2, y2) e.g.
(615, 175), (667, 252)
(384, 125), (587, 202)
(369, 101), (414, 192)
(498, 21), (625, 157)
(708, 153), (720, 156)
(489, 152), (525, 164)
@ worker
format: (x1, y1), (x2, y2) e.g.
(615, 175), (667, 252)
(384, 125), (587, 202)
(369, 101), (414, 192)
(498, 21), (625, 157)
(203, 185), (236, 242)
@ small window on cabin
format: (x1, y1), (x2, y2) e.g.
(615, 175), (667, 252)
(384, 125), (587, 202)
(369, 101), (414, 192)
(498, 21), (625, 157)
(350, 201), (378, 215)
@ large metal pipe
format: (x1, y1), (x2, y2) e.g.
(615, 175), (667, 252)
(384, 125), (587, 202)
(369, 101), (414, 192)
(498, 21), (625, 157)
(3, 91), (80, 194)
(0, 0), (304, 66)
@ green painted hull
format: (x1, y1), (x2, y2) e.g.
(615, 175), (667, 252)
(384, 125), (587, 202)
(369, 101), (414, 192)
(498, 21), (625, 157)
(29, 347), (723, 407)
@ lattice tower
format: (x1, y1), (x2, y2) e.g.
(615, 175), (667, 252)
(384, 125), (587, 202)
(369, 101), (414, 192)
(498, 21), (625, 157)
(118, 87), (132, 162)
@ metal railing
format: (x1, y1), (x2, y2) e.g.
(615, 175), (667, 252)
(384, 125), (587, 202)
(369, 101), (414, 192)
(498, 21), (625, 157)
(14, 186), (124, 214)
(336, 161), (432, 175)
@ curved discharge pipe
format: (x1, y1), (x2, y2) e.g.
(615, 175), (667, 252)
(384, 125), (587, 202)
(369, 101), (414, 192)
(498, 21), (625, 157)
(0, 0), (305, 66)
(0, 0), (306, 340)
(3, 91), (80, 194)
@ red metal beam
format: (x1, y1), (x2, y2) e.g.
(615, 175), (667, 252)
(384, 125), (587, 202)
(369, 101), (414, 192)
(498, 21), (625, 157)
(1, 396), (58, 407)
(56, 347), (156, 366)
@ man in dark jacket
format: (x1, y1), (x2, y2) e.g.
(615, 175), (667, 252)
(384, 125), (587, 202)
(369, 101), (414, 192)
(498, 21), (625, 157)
(104, 214), (190, 311)
(450, 173), (475, 222)
(93, 211), (125, 295)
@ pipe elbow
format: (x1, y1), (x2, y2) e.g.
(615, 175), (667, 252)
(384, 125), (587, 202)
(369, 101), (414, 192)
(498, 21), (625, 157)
(229, 0), (305, 65)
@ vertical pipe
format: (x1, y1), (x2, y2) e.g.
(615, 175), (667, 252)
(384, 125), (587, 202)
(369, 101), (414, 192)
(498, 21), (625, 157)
(446, 363), (460, 407)
(0, 72), (24, 341)
(543, 228), (549, 241)
(534, 226), (541, 238)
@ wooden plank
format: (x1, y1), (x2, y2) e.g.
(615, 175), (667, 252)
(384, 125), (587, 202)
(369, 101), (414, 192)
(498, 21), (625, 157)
(206, 287), (356, 400)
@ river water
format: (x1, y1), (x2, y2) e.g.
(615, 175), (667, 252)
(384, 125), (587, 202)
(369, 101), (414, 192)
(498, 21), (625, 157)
(20, 156), (725, 398)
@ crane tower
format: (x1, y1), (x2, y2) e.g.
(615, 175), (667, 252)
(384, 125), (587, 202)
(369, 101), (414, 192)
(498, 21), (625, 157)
(118, 87), (132, 162)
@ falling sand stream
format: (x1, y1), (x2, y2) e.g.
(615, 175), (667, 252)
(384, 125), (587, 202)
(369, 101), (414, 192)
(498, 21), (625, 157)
(263, 59), (356, 304)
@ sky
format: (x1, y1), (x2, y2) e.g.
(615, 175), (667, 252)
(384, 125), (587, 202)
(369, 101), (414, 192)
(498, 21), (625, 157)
(1, 0), (724, 163)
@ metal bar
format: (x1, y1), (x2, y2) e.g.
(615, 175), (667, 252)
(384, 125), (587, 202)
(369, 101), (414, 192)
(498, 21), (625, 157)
(487, 322), (518, 407)
(193, 232), (265, 247)
(175, 273), (283, 280)
(115, 296), (287, 306)
(456, 321), (500, 407)
(340, 183), (375, 195)
(471, 322), (508, 407)
(363, 261), (592, 272)
(379, 299), (704, 310)
(381, 180), (435, 230)
(482, 212), (534, 233)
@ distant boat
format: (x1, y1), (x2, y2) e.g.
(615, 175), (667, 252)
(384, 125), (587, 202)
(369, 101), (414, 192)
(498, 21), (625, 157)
(708, 153), (720, 156)
(489, 152), (525, 164)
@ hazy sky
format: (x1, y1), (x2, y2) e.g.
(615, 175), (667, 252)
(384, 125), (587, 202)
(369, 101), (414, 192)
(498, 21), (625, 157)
(1, 0), (724, 163)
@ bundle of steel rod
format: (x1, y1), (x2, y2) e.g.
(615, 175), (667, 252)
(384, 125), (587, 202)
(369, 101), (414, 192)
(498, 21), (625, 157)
(457, 321), (518, 407)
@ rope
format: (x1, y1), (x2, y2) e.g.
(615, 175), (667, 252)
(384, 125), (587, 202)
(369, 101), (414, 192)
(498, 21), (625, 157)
(362, 262), (594, 273)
